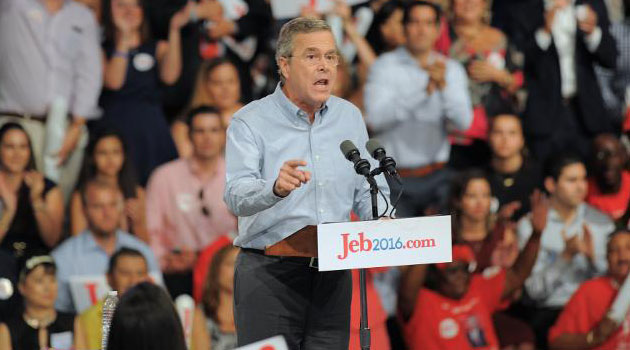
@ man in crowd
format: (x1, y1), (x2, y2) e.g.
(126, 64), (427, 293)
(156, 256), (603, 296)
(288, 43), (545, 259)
(224, 17), (391, 349)
(586, 134), (630, 227)
(399, 190), (549, 350)
(0, 0), (102, 198)
(364, 0), (472, 217)
(52, 180), (160, 313)
(549, 229), (630, 349)
(147, 105), (236, 298)
(486, 114), (542, 221)
(517, 153), (615, 348)
(80, 247), (151, 350)
(522, 0), (618, 161)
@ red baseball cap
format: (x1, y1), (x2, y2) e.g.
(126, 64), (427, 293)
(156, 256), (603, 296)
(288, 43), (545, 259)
(436, 245), (476, 270)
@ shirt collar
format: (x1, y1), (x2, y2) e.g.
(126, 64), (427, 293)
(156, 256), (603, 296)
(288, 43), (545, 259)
(84, 230), (121, 253)
(272, 83), (330, 124)
(548, 203), (586, 223)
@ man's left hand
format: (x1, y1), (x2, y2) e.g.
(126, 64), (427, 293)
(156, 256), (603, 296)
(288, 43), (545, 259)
(56, 120), (84, 165)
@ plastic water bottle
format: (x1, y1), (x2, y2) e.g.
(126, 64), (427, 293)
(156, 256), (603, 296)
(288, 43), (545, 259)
(101, 291), (119, 350)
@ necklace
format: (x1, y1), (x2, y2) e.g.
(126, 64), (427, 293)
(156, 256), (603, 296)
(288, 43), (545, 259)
(23, 311), (56, 329)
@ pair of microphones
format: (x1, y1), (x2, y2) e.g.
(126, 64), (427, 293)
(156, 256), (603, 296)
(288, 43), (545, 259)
(339, 139), (398, 179)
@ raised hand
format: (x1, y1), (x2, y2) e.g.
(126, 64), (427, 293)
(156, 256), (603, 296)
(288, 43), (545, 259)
(273, 160), (312, 198)
(24, 171), (45, 203)
(580, 223), (596, 264)
(530, 189), (549, 236)
(170, 2), (192, 31)
(577, 5), (598, 35)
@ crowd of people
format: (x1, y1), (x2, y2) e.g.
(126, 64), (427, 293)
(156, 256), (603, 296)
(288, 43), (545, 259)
(0, 0), (629, 349)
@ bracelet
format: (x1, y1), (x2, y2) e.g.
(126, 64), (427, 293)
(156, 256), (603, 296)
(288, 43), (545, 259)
(113, 50), (129, 59)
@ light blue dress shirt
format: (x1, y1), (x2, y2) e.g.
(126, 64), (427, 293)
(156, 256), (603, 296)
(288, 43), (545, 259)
(224, 84), (392, 249)
(52, 230), (162, 312)
(364, 47), (473, 168)
(517, 203), (615, 307)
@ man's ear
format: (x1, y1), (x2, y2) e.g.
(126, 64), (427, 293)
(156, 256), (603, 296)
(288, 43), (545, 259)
(544, 177), (555, 195)
(279, 57), (290, 82)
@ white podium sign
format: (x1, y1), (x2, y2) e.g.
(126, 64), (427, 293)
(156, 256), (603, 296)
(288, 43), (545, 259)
(235, 335), (288, 350)
(317, 216), (452, 271)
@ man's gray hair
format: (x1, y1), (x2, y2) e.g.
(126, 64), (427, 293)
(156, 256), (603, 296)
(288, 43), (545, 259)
(275, 17), (333, 82)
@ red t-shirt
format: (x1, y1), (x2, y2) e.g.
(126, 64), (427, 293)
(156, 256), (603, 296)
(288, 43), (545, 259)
(587, 172), (630, 220)
(549, 276), (630, 350)
(405, 268), (506, 350)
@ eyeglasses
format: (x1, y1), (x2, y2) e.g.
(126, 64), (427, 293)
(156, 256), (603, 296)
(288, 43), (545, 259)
(287, 52), (340, 67)
(198, 189), (211, 217)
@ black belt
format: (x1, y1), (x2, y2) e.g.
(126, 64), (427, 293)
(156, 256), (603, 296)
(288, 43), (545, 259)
(242, 248), (318, 269)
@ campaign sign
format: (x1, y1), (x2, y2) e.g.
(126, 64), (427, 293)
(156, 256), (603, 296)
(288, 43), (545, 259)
(235, 335), (288, 350)
(317, 216), (452, 271)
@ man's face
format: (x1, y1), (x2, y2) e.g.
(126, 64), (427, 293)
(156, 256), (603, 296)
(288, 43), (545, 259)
(489, 115), (524, 160)
(279, 31), (338, 110)
(404, 5), (439, 56)
(607, 233), (630, 283)
(85, 186), (122, 237)
(438, 262), (473, 299)
(592, 136), (625, 191)
(108, 255), (149, 295)
(547, 163), (588, 208)
(191, 114), (225, 160)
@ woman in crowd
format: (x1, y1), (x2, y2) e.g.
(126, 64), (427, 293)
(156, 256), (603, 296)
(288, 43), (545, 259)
(0, 256), (86, 350)
(100, 0), (189, 185)
(0, 123), (64, 260)
(106, 282), (187, 350)
(450, 169), (519, 269)
(365, 0), (405, 57)
(70, 129), (148, 242)
(447, 0), (524, 169)
(192, 244), (240, 350)
(449, 169), (536, 350)
(172, 58), (243, 158)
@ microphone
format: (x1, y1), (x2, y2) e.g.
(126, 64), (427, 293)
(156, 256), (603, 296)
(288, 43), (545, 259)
(340, 140), (371, 176)
(366, 139), (398, 178)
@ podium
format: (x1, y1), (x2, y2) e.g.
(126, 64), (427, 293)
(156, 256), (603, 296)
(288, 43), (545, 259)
(264, 225), (318, 257)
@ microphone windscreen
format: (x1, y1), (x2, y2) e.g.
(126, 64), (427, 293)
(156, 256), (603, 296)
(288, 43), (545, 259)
(340, 140), (358, 159)
(366, 139), (383, 157)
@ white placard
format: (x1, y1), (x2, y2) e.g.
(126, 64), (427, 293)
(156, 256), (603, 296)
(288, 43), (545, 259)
(69, 272), (163, 313)
(317, 216), (452, 271)
(270, 0), (369, 20)
(235, 335), (289, 350)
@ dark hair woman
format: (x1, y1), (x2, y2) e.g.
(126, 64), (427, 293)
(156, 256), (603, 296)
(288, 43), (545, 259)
(106, 282), (186, 350)
(70, 128), (148, 242)
(0, 123), (64, 260)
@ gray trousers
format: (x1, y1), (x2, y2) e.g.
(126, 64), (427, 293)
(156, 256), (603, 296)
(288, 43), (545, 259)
(234, 249), (352, 350)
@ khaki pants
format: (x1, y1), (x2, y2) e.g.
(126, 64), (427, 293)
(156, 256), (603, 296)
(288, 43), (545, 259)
(0, 115), (87, 204)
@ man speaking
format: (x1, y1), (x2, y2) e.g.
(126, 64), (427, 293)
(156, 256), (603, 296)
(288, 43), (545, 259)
(224, 17), (391, 349)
